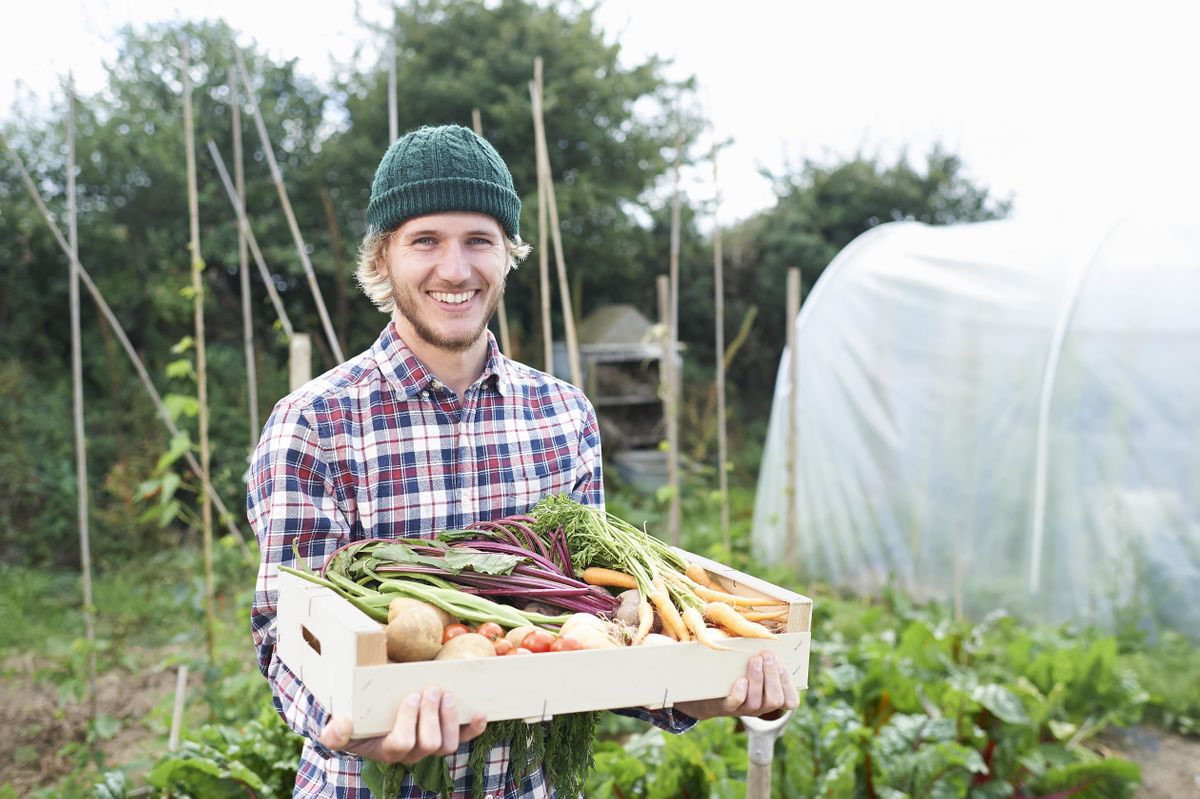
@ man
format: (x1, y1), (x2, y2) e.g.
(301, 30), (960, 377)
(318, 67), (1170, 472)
(249, 124), (798, 798)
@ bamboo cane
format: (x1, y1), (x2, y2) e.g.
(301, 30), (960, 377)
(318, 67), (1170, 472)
(531, 63), (553, 374)
(320, 188), (349, 355)
(657, 276), (681, 546)
(662, 123), (683, 548)
(232, 45), (344, 363)
(786, 267), (801, 568)
(65, 76), (97, 723)
(182, 40), (217, 662)
(206, 140), (295, 339)
(0, 132), (253, 562)
(471, 107), (513, 356)
(712, 144), (730, 549)
(529, 59), (582, 387)
(388, 26), (398, 143)
(230, 70), (260, 453)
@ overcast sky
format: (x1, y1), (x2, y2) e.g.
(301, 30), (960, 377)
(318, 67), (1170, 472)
(3, 0), (1198, 226)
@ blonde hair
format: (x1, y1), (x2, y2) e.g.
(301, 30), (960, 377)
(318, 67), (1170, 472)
(355, 229), (531, 313)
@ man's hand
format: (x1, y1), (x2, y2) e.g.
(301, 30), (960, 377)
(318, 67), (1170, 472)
(318, 686), (487, 763)
(674, 651), (800, 721)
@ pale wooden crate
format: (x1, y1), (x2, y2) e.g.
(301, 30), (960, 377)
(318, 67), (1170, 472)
(276, 549), (812, 737)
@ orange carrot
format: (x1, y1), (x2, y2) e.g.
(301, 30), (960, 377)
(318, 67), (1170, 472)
(580, 567), (638, 590)
(703, 601), (775, 639)
(682, 607), (732, 651)
(650, 577), (689, 641)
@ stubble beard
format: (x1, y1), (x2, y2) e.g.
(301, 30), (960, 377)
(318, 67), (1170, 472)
(391, 277), (506, 354)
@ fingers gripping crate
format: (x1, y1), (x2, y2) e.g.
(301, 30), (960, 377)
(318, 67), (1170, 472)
(276, 549), (812, 738)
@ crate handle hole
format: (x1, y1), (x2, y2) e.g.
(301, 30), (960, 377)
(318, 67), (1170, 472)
(301, 625), (322, 655)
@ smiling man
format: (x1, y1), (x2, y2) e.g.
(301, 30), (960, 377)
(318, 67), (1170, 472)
(248, 124), (798, 798)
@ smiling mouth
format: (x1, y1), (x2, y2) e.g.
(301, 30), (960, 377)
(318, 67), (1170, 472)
(429, 290), (478, 305)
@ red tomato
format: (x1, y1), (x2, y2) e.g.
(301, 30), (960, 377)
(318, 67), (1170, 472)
(550, 635), (582, 652)
(509, 647), (533, 655)
(442, 623), (471, 644)
(493, 638), (514, 656)
(521, 630), (555, 654)
(477, 622), (504, 642)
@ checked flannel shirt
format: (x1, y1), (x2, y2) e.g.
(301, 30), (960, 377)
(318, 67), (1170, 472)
(249, 322), (694, 798)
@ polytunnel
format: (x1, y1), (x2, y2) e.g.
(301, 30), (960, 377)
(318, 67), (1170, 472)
(752, 214), (1200, 637)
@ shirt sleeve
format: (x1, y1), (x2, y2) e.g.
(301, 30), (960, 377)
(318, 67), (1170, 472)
(571, 396), (698, 735)
(248, 399), (352, 760)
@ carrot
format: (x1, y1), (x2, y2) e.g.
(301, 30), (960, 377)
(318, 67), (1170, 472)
(580, 567), (638, 590)
(741, 609), (788, 623)
(694, 584), (787, 608)
(650, 577), (689, 641)
(703, 601), (775, 639)
(682, 607), (732, 651)
(632, 597), (654, 645)
(685, 563), (717, 589)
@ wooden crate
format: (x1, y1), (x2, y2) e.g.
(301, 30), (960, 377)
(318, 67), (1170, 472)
(276, 550), (812, 738)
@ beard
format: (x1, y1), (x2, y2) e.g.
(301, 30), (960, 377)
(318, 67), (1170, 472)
(391, 276), (506, 353)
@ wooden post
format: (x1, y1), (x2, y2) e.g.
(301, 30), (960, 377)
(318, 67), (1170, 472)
(233, 45), (345, 364)
(529, 59), (582, 387)
(230, 70), (260, 453)
(65, 76), (97, 722)
(206, 140), (295, 339)
(290, 333), (313, 392)
(657, 276), (681, 546)
(1, 133), (253, 560)
(471, 107), (513, 356)
(785, 268), (802, 567)
(712, 146), (730, 550)
(182, 40), (216, 662)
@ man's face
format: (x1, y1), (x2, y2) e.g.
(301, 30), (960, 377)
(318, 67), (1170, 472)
(381, 212), (509, 353)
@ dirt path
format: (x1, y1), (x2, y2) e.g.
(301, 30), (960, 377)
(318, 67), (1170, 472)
(1099, 725), (1200, 798)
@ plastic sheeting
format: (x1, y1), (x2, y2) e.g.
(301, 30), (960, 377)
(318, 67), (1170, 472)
(752, 216), (1200, 637)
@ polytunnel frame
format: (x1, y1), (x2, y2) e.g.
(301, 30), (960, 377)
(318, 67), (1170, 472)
(779, 217), (1142, 604)
(1027, 216), (1130, 594)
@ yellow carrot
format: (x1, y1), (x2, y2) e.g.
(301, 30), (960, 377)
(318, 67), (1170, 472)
(632, 597), (654, 645)
(741, 609), (789, 623)
(703, 601), (775, 639)
(685, 563), (717, 589)
(694, 584), (787, 608)
(682, 607), (732, 651)
(580, 567), (638, 590)
(650, 576), (689, 641)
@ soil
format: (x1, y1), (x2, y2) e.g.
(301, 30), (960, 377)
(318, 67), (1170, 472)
(2, 655), (1198, 796)
(0, 651), (187, 793)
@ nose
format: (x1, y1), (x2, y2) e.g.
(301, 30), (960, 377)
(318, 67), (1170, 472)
(434, 240), (473, 284)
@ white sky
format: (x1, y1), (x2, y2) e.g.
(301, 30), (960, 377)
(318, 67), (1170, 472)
(3, 0), (1199, 226)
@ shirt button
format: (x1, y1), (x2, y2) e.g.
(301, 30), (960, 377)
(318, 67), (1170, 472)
(420, 390), (430, 399)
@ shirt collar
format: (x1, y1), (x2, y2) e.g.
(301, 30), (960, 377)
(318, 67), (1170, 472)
(374, 321), (511, 398)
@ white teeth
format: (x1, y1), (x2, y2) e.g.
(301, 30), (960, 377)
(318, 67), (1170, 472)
(430, 291), (475, 304)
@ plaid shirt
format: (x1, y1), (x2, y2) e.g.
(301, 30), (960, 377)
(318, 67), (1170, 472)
(249, 322), (693, 798)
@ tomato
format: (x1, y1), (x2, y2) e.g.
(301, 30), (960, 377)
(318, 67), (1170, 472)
(509, 647), (533, 655)
(550, 635), (582, 652)
(493, 638), (514, 656)
(521, 629), (555, 654)
(442, 623), (471, 644)
(477, 622), (504, 642)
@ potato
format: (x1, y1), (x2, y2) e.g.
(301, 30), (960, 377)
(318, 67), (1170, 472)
(386, 604), (444, 662)
(435, 632), (496, 660)
(388, 597), (453, 628)
(505, 625), (535, 648)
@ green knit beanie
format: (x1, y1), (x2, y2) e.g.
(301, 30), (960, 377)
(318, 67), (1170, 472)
(366, 124), (521, 239)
